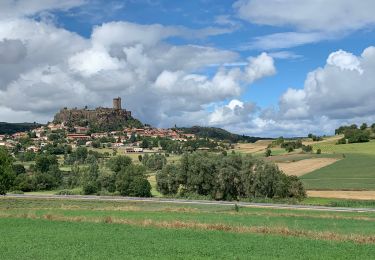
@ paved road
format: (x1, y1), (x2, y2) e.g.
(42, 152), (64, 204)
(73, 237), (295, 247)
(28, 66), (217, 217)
(4, 194), (375, 213)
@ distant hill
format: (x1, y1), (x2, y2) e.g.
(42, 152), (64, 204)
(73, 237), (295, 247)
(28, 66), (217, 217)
(178, 126), (268, 143)
(0, 122), (43, 135)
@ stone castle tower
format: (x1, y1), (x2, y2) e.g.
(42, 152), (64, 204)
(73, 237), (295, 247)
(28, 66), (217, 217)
(113, 97), (122, 110)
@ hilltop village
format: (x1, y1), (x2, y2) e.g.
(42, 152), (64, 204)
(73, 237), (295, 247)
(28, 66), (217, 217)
(0, 98), (231, 155)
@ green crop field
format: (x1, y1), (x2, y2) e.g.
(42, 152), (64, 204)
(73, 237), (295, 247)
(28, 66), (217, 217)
(312, 140), (375, 155)
(1, 198), (375, 259)
(301, 153), (375, 190)
(299, 140), (375, 190)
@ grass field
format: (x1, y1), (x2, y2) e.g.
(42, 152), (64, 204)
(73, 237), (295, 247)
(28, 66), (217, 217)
(312, 139), (375, 155)
(1, 197), (375, 259)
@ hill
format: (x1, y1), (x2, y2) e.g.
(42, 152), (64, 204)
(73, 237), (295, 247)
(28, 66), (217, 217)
(0, 122), (42, 135)
(53, 97), (143, 132)
(178, 126), (267, 143)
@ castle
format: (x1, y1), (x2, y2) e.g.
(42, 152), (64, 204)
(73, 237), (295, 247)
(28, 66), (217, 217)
(53, 97), (142, 130)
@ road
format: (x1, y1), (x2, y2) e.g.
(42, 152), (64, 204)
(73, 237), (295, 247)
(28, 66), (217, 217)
(4, 194), (375, 213)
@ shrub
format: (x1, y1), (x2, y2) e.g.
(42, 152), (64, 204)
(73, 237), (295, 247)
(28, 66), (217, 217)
(56, 189), (75, 195)
(301, 145), (312, 152)
(316, 149), (321, 154)
(82, 182), (98, 195)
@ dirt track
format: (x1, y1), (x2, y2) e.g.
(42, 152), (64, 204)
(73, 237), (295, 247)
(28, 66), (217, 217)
(307, 190), (375, 200)
(277, 158), (339, 176)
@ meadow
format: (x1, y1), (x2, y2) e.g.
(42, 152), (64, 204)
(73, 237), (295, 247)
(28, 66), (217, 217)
(1, 197), (375, 259)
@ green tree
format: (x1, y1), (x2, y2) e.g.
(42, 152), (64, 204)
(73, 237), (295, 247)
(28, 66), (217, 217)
(115, 164), (151, 197)
(142, 154), (167, 171)
(360, 123), (368, 130)
(108, 155), (132, 174)
(0, 148), (15, 194)
(156, 164), (180, 195)
(141, 138), (150, 149)
(81, 162), (100, 195)
(35, 154), (58, 173)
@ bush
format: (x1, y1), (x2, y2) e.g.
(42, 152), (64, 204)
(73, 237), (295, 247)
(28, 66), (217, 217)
(56, 189), (75, 195)
(9, 190), (24, 194)
(264, 149), (272, 157)
(316, 149), (322, 154)
(12, 164), (26, 175)
(82, 182), (98, 195)
(301, 145), (312, 152)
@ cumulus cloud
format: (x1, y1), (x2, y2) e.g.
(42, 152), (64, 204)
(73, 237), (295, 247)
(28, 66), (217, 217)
(209, 99), (257, 126)
(278, 48), (375, 120)
(244, 46), (375, 136)
(0, 15), (275, 128)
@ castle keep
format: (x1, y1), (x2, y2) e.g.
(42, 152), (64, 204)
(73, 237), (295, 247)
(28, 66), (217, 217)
(53, 98), (142, 131)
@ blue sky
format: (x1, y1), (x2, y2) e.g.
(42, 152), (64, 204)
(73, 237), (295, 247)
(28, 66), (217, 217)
(1, 0), (375, 136)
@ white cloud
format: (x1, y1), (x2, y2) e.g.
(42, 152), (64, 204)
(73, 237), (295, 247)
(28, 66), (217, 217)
(278, 47), (375, 120)
(208, 99), (257, 126)
(0, 0), (85, 19)
(243, 32), (326, 50)
(234, 0), (375, 33)
(234, 0), (375, 50)
(268, 51), (302, 60)
(69, 47), (125, 77)
(244, 52), (276, 82)
(0, 16), (275, 128)
(249, 46), (375, 136)
(327, 50), (363, 74)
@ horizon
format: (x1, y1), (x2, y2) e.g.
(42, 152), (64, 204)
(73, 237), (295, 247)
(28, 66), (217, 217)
(1, 1), (375, 137)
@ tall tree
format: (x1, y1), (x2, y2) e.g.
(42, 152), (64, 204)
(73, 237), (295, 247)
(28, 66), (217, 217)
(0, 148), (15, 195)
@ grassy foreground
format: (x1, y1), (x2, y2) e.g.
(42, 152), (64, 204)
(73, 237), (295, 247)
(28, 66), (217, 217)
(1, 198), (375, 259)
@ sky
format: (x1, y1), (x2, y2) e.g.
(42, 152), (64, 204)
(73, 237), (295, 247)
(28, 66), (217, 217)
(1, 0), (375, 137)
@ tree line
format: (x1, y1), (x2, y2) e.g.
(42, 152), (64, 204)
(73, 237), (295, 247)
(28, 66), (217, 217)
(156, 152), (306, 201)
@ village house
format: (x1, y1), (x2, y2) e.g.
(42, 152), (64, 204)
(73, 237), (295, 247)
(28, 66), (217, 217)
(26, 146), (40, 153)
(67, 134), (91, 140)
(47, 123), (65, 131)
(32, 128), (46, 138)
(12, 132), (28, 139)
(74, 126), (89, 134)
(91, 133), (108, 139)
